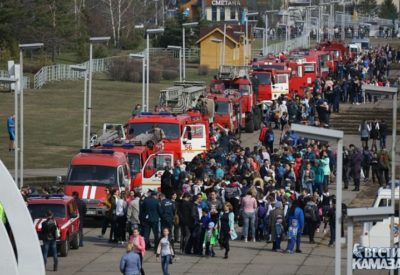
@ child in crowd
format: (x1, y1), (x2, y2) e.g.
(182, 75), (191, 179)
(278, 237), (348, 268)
(287, 219), (298, 254)
(204, 222), (218, 257)
(274, 215), (284, 252)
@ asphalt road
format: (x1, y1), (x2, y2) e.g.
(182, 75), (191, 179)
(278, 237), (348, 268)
(44, 130), (390, 275)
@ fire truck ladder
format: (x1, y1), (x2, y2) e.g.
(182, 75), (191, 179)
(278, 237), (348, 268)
(91, 123), (126, 147)
(159, 82), (206, 114)
(218, 65), (251, 80)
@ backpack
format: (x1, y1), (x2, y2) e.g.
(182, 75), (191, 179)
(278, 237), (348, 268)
(304, 204), (317, 222)
(266, 131), (274, 143)
(259, 127), (268, 142)
(258, 205), (267, 219)
(225, 185), (239, 200)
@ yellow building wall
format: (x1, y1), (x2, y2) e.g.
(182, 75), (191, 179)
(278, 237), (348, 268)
(199, 32), (252, 69)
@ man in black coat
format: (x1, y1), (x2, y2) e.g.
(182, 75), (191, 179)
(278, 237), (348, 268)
(161, 167), (173, 199)
(141, 190), (161, 250)
(41, 210), (59, 271)
(160, 194), (175, 237)
(178, 193), (197, 254)
(72, 191), (86, 247)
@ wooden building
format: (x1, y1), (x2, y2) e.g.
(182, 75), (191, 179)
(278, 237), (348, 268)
(197, 24), (252, 69)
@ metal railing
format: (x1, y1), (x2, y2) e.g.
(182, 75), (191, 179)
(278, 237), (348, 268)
(335, 14), (397, 27)
(0, 70), (30, 89)
(147, 47), (199, 61)
(33, 58), (113, 89)
(33, 48), (200, 89)
(253, 35), (309, 56)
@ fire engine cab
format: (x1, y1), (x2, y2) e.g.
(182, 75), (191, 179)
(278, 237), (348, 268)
(27, 194), (81, 257)
(317, 41), (347, 69)
(286, 56), (317, 96)
(251, 62), (290, 101)
(207, 90), (243, 137)
(305, 50), (331, 78)
(63, 149), (131, 217)
(210, 65), (262, 133)
(127, 111), (210, 162)
(100, 143), (152, 191)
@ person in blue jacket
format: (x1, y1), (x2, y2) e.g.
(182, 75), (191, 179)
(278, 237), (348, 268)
(287, 200), (304, 253)
(7, 114), (15, 152)
(120, 243), (141, 275)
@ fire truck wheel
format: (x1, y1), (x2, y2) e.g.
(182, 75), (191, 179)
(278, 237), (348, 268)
(71, 233), (80, 249)
(60, 235), (69, 257)
(245, 113), (254, 133)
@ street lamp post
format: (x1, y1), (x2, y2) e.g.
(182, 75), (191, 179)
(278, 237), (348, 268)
(19, 43), (43, 189)
(182, 22), (198, 82)
(211, 38), (223, 69)
(146, 29), (164, 112)
(70, 65), (88, 148)
(254, 27), (265, 56)
(167, 46), (182, 82)
(362, 85), (398, 262)
(88, 37), (110, 147)
(290, 124), (344, 275)
(245, 12), (258, 66)
(222, 19), (238, 65)
(0, 77), (19, 184)
(234, 31), (245, 65)
(129, 54), (146, 112)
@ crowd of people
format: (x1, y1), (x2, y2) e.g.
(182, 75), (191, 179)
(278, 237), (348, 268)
(102, 118), (346, 275)
(9, 41), (396, 275)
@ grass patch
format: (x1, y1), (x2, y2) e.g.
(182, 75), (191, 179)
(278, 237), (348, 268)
(0, 68), (213, 169)
(0, 77), (169, 168)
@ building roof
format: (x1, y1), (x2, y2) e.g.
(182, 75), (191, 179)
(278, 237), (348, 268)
(197, 24), (250, 45)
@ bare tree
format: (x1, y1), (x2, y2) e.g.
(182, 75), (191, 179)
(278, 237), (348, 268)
(100, 0), (134, 46)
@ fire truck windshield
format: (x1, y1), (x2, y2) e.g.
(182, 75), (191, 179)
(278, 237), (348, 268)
(67, 165), (117, 185)
(128, 122), (180, 139)
(253, 73), (271, 85)
(28, 204), (66, 219)
(304, 63), (314, 73)
(128, 153), (141, 175)
(215, 101), (229, 114)
(239, 84), (250, 95)
(210, 83), (225, 94)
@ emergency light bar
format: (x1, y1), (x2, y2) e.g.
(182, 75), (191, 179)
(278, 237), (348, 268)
(103, 143), (135, 149)
(29, 194), (67, 199)
(140, 112), (173, 116)
(80, 149), (114, 154)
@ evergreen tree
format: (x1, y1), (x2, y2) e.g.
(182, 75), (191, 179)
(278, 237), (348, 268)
(28, 0), (75, 61)
(379, 0), (398, 20)
(357, 0), (378, 16)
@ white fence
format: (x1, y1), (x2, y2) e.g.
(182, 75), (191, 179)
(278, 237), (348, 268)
(335, 14), (397, 27)
(253, 35), (309, 56)
(33, 47), (200, 89)
(33, 57), (113, 89)
(0, 70), (30, 89)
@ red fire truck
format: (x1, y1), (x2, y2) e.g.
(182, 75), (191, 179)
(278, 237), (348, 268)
(207, 90), (243, 137)
(286, 57), (318, 96)
(63, 149), (131, 217)
(304, 50), (331, 78)
(99, 143), (152, 191)
(250, 61), (291, 101)
(127, 111), (210, 162)
(317, 41), (347, 69)
(209, 65), (262, 133)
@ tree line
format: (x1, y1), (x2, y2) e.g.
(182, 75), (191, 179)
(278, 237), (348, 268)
(0, 0), (163, 63)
